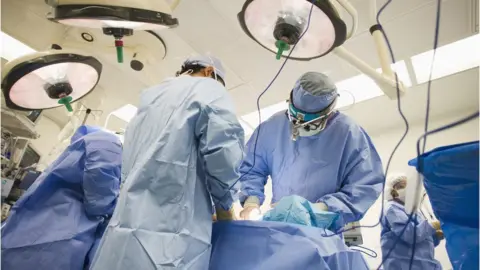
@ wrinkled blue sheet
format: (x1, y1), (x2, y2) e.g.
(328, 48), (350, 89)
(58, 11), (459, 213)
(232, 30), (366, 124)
(210, 221), (369, 270)
(409, 141), (479, 270)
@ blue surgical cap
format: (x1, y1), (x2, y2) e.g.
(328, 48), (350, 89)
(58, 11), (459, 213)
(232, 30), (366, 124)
(184, 55), (226, 82)
(292, 72), (338, 113)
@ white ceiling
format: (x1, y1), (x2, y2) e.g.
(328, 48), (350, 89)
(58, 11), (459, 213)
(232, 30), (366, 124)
(0, 0), (478, 133)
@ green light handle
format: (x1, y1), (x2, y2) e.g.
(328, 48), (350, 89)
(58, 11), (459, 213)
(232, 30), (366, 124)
(275, 40), (290, 60)
(58, 96), (73, 112)
(116, 46), (123, 63)
(115, 39), (124, 63)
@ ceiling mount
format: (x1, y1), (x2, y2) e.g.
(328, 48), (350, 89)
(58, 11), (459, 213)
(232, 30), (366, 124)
(46, 0), (180, 63)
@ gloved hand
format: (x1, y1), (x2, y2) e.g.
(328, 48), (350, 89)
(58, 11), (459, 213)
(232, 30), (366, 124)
(431, 220), (441, 230)
(240, 196), (261, 220)
(312, 202), (328, 211)
(215, 207), (236, 221)
(435, 230), (444, 240)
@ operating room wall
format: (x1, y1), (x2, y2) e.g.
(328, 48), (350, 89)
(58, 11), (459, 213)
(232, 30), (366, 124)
(29, 116), (61, 168)
(359, 112), (479, 270)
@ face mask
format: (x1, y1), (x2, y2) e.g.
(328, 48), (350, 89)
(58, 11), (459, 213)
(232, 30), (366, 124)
(396, 189), (406, 202)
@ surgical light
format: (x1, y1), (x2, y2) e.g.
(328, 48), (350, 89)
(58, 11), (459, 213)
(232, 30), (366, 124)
(46, 0), (180, 63)
(237, 0), (408, 100)
(1, 49), (102, 112)
(238, 0), (347, 60)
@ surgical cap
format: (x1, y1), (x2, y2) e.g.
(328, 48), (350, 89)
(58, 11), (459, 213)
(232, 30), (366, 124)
(184, 55), (226, 82)
(385, 173), (407, 200)
(292, 72), (338, 113)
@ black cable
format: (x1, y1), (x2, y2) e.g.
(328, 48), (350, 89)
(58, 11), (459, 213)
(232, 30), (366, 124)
(420, 0), (443, 154)
(409, 213), (418, 270)
(322, 0), (411, 240)
(377, 213), (415, 269)
(219, 2), (315, 201)
(416, 111), (479, 156)
(409, 1), (442, 268)
(350, 244), (378, 258)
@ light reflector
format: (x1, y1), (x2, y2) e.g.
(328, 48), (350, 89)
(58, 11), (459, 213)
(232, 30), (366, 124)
(2, 51), (102, 111)
(238, 0), (347, 60)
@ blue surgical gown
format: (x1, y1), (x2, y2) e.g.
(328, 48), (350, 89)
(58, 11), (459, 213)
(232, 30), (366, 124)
(90, 76), (245, 270)
(381, 201), (442, 270)
(240, 111), (384, 230)
(1, 126), (122, 270)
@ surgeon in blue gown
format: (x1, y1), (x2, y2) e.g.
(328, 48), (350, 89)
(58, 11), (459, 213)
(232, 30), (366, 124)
(90, 55), (245, 270)
(239, 72), (384, 230)
(381, 174), (443, 270)
(1, 126), (122, 270)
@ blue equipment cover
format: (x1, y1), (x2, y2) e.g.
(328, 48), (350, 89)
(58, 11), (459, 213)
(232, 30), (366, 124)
(210, 221), (369, 270)
(409, 141), (479, 270)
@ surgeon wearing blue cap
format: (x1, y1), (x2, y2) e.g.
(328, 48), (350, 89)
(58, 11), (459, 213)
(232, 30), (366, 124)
(239, 72), (384, 231)
(90, 55), (245, 270)
(1, 126), (122, 270)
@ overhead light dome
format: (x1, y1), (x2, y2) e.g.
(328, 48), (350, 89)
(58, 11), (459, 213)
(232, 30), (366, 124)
(46, 0), (180, 63)
(238, 0), (347, 60)
(46, 0), (179, 30)
(1, 50), (102, 112)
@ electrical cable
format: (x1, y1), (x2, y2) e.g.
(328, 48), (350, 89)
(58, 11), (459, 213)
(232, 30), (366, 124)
(220, 1), (315, 201)
(408, 1), (443, 269)
(420, 0), (442, 154)
(321, 0), (411, 241)
(349, 244), (378, 258)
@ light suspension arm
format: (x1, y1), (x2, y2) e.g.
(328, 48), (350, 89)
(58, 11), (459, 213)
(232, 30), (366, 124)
(333, 0), (358, 39)
(332, 0), (406, 99)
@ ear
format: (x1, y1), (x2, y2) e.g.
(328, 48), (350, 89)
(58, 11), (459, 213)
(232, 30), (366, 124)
(203, 66), (215, 77)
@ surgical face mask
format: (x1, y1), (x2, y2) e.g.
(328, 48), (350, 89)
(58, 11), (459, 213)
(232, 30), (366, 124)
(396, 189), (406, 202)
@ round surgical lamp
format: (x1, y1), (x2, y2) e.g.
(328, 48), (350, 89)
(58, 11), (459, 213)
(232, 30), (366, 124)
(1, 50), (102, 112)
(46, 0), (179, 63)
(238, 0), (347, 60)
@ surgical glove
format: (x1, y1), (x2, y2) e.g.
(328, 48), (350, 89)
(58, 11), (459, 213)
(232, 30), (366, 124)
(215, 207), (236, 221)
(312, 202), (328, 211)
(435, 230), (444, 240)
(240, 196), (261, 220)
(431, 220), (441, 230)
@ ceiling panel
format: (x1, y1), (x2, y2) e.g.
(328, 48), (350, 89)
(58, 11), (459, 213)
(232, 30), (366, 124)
(343, 68), (479, 134)
(2, 0), (477, 134)
(1, 0), (66, 51)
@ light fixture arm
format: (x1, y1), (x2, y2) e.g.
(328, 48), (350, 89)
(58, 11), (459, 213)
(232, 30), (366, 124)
(169, 0), (181, 10)
(332, 0), (358, 39)
(332, 0), (406, 99)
